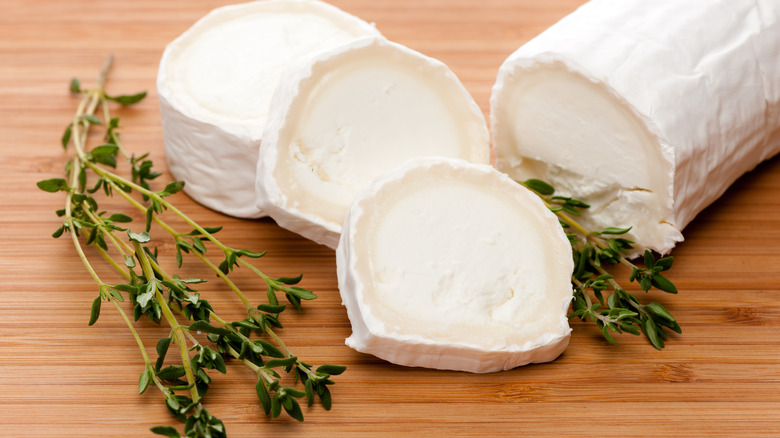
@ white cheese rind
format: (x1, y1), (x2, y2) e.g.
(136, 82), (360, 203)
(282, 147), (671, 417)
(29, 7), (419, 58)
(336, 158), (573, 373)
(257, 36), (490, 248)
(157, 0), (380, 218)
(491, 0), (780, 255)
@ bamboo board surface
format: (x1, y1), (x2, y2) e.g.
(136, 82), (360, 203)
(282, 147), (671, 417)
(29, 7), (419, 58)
(2, 0), (780, 436)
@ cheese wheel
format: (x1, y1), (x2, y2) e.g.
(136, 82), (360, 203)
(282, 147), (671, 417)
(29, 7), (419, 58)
(157, 0), (380, 218)
(336, 157), (573, 373)
(257, 36), (490, 248)
(491, 0), (780, 255)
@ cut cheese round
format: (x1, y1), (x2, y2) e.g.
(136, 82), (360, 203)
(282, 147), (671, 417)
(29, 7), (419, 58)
(491, 0), (780, 255)
(157, 0), (380, 218)
(256, 36), (490, 248)
(336, 158), (573, 373)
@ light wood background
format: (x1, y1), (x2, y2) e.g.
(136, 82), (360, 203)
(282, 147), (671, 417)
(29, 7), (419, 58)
(2, 0), (779, 436)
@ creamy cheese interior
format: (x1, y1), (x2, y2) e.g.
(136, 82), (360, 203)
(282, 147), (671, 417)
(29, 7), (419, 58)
(351, 161), (571, 349)
(274, 44), (488, 226)
(163, 4), (376, 129)
(493, 64), (678, 250)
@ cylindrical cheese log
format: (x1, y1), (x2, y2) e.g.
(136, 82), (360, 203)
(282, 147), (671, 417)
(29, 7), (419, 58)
(157, 0), (380, 218)
(491, 0), (780, 255)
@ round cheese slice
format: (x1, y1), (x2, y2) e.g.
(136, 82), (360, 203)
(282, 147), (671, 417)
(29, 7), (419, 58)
(336, 158), (573, 373)
(491, 0), (780, 255)
(157, 0), (381, 218)
(257, 36), (490, 248)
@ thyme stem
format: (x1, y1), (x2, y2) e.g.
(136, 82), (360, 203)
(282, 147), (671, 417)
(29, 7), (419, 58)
(133, 240), (200, 403)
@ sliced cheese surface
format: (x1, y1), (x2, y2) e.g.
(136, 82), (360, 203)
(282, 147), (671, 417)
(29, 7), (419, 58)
(491, 0), (780, 255)
(337, 158), (573, 373)
(157, 0), (380, 218)
(257, 37), (490, 248)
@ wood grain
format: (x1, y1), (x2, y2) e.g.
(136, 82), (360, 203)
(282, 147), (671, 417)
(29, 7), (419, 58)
(2, 0), (779, 436)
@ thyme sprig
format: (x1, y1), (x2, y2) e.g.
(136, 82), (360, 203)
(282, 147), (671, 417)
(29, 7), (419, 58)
(38, 57), (345, 437)
(521, 179), (681, 349)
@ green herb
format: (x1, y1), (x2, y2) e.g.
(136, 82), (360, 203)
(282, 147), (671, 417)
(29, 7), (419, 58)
(39, 56), (345, 437)
(521, 179), (681, 349)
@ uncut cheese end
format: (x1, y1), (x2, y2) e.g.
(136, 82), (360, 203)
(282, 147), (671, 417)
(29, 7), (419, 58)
(491, 0), (780, 255)
(492, 62), (680, 255)
(257, 36), (490, 248)
(157, 0), (380, 218)
(336, 158), (573, 373)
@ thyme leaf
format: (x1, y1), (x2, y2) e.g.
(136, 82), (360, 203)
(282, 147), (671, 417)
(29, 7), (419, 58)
(521, 179), (681, 349)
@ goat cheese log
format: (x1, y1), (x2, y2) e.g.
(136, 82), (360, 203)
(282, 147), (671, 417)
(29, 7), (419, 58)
(336, 158), (573, 373)
(257, 37), (490, 248)
(491, 0), (780, 255)
(157, 0), (380, 218)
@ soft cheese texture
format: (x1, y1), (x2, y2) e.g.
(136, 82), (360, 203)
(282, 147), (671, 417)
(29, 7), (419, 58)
(257, 37), (490, 248)
(337, 158), (573, 373)
(157, 0), (380, 218)
(491, 0), (780, 255)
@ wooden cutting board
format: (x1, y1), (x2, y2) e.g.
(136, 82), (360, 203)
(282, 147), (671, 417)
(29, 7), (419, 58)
(2, 0), (779, 436)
